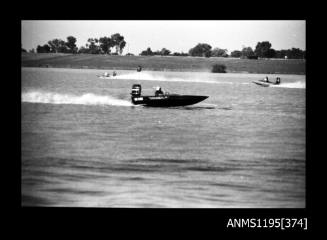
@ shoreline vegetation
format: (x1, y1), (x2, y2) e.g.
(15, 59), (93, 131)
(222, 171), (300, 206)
(21, 53), (306, 75)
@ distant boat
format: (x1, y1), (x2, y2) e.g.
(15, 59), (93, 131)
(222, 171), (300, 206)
(97, 75), (113, 79)
(130, 84), (208, 107)
(98, 75), (118, 79)
(253, 78), (281, 87)
(97, 71), (117, 79)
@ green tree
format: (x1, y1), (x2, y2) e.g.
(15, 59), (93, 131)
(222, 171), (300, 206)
(48, 39), (67, 53)
(189, 43), (212, 57)
(255, 41), (273, 58)
(230, 50), (242, 58)
(172, 52), (189, 56)
(37, 44), (51, 53)
(274, 50), (285, 58)
(140, 47), (153, 56)
(118, 40), (126, 55)
(86, 38), (101, 54)
(111, 33), (126, 55)
(66, 36), (77, 53)
(99, 37), (113, 54)
(160, 48), (171, 56)
(287, 48), (305, 59)
(241, 46), (255, 58)
(211, 48), (228, 57)
(77, 46), (89, 54)
(267, 48), (276, 58)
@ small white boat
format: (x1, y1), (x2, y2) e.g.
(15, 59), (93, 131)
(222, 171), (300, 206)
(253, 78), (281, 87)
(97, 75), (115, 79)
(97, 71), (117, 79)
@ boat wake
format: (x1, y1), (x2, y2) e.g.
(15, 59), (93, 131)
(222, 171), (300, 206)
(103, 72), (248, 85)
(271, 81), (305, 89)
(103, 72), (216, 83)
(22, 91), (133, 106)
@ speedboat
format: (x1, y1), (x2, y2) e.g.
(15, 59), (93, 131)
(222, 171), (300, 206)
(97, 71), (117, 79)
(130, 84), (208, 107)
(98, 75), (116, 79)
(253, 78), (281, 87)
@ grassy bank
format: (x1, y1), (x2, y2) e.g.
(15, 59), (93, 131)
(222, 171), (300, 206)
(21, 53), (306, 74)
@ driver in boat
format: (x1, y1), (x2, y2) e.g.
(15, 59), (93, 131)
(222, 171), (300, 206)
(112, 71), (117, 76)
(104, 72), (110, 77)
(264, 76), (269, 82)
(276, 77), (281, 84)
(155, 86), (164, 96)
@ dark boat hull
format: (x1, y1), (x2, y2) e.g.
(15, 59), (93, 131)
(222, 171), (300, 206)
(131, 95), (208, 107)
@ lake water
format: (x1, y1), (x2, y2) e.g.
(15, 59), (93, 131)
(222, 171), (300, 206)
(21, 67), (305, 207)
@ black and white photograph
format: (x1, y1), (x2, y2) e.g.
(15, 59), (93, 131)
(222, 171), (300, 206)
(21, 20), (305, 208)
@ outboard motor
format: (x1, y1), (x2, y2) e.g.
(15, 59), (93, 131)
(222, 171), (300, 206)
(131, 84), (142, 97)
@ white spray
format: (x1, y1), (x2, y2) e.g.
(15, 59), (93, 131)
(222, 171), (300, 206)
(22, 91), (133, 106)
(271, 81), (305, 89)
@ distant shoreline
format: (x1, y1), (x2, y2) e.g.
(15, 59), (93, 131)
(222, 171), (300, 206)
(21, 53), (306, 75)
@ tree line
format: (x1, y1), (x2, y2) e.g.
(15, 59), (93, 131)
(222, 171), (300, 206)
(229, 41), (306, 59)
(187, 41), (305, 59)
(22, 36), (305, 59)
(139, 47), (189, 57)
(140, 41), (305, 59)
(136, 41), (305, 59)
(28, 33), (126, 55)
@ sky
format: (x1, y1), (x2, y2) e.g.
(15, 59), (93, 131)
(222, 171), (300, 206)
(21, 20), (305, 54)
